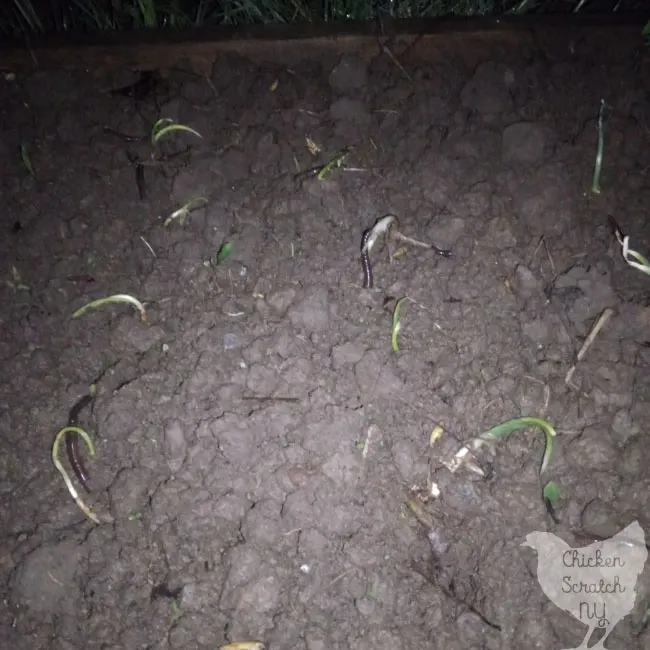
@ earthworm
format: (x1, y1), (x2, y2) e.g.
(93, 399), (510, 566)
(360, 228), (374, 289)
(66, 393), (95, 492)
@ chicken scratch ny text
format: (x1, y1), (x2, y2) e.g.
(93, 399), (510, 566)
(563, 549), (625, 568)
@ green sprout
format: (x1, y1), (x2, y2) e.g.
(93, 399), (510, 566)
(542, 479), (561, 520)
(72, 294), (147, 322)
(171, 599), (182, 620)
(163, 196), (208, 227)
(20, 143), (35, 177)
(52, 426), (99, 524)
(543, 479), (560, 508)
(316, 148), (349, 180)
(391, 297), (406, 352)
(477, 416), (557, 474)
(151, 118), (202, 145)
(215, 241), (233, 265)
(591, 99), (607, 195)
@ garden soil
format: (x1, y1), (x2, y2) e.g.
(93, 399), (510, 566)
(1, 27), (650, 650)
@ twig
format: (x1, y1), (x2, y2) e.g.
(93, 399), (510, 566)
(565, 307), (615, 385)
(381, 44), (413, 83)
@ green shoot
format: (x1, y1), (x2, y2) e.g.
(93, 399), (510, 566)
(171, 599), (182, 620)
(542, 480), (560, 507)
(591, 99), (606, 195)
(215, 241), (233, 265)
(52, 426), (100, 524)
(163, 196), (208, 227)
(316, 148), (349, 180)
(151, 118), (202, 145)
(72, 293), (147, 322)
(20, 143), (35, 177)
(391, 297), (406, 352)
(478, 416), (557, 474)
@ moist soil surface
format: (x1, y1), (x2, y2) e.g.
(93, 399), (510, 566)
(1, 28), (650, 650)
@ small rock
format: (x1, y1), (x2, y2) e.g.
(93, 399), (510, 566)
(329, 54), (367, 94)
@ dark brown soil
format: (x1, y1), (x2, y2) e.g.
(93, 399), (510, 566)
(1, 26), (650, 650)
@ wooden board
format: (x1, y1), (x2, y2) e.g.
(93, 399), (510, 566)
(0, 14), (646, 75)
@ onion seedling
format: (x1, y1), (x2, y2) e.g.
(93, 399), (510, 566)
(72, 294), (147, 322)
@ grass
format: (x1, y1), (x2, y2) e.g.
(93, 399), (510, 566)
(1, 1), (644, 38)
